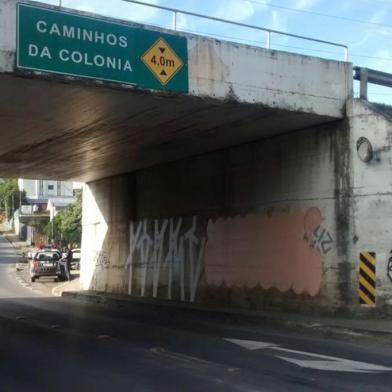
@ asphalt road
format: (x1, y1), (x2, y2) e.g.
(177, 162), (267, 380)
(0, 234), (392, 391)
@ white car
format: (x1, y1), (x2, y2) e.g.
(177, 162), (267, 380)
(71, 248), (81, 270)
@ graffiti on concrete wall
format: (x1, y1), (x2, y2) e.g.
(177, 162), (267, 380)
(125, 217), (206, 302)
(303, 207), (333, 256)
(94, 250), (110, 269)
(310, 226), (333, 255)
(204, 208), (332, 296)
(124, 208), (332, 300)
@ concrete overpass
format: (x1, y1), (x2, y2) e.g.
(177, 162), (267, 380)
(6, 1), (392, 317)
(0, 0), (352, 182)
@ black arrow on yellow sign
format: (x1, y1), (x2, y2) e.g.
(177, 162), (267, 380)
(141, 37), (184, 85)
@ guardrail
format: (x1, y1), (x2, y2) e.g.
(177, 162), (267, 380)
(56, 0), (348, 61)
(354, 67), (392, 100)
(120, 0), (349, 61)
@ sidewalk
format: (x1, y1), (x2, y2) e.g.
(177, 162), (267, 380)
(0, 223), (30, 256)
(62, 290), (392, 340)
(5, 233), (30, 255)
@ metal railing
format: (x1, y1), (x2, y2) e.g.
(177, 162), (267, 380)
(56, 0), (348, 61)
(354, 67), (392, 100)
(121, 0), (349, 61)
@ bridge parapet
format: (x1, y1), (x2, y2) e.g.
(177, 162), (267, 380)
(1, 0), (351, 116)
(0, 0), (352, 181)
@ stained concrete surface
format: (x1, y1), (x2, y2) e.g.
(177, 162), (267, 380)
(0, 74), (335, 182)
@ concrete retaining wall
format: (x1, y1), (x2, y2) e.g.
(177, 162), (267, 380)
(81, 118), (355, 314)
(81, 100), (392, 315)
(347, 100), (392, 310)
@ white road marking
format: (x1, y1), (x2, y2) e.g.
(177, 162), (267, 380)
(224, 338), (278, 350)
(276, 356), (390, 373)
(224, 338), (392, 373)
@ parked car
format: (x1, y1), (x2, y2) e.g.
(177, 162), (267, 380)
(71, 248), (81, 270)
(30, 250), (62, 282)
(28, 244), (56, 260)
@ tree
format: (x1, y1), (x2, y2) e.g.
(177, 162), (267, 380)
(0, 178), (25, 220)
(44, 190), (82, 246)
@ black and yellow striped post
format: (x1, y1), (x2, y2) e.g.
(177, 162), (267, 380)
(359, 251), (376, 306)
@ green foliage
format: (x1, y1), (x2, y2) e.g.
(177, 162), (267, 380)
(0, 178), (25, 218)
(44, 190), (82, 246)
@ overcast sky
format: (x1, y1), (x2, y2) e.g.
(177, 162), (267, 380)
(41, 0), (392, 104)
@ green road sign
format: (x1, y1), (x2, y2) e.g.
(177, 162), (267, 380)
(16, 3), (189, 92)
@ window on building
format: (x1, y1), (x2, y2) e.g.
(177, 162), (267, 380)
(48, 185), (54, 190)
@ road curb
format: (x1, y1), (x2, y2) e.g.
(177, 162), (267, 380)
(62, 291), (392, 339)
(52, 281), (73, 297)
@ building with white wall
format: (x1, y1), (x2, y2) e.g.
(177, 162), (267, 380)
(18, 178), (75, 216)
(18, 179), (74, 201)
(15, 179), (78, 243)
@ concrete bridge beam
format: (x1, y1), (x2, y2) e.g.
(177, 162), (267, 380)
(0, 0), (352, 182)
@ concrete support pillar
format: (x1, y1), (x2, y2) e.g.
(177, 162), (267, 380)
(80, 175), (134, 292)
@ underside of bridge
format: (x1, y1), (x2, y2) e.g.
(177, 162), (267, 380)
(0, 73), (337, 182)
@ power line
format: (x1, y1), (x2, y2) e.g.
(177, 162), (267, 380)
(243, 0), (392, 29)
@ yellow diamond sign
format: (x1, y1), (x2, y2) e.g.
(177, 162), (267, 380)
(142, 38), (184, 85)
